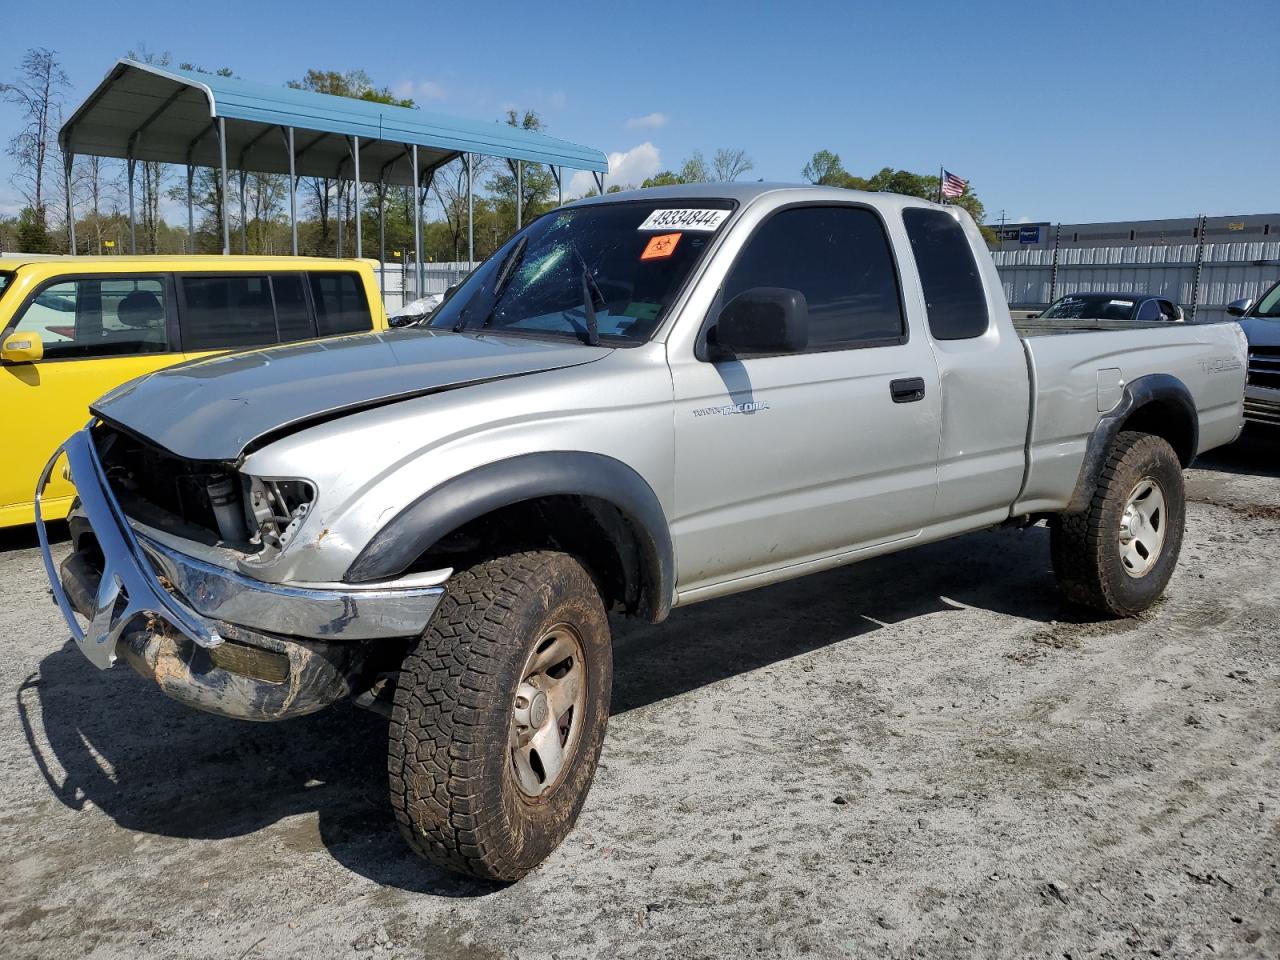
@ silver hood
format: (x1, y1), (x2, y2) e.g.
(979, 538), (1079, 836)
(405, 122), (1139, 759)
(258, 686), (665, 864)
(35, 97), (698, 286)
(91, 329), (610, 461)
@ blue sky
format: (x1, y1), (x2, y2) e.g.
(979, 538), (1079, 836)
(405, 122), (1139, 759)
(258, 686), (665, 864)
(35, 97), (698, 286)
(1, 0), (1276, 225)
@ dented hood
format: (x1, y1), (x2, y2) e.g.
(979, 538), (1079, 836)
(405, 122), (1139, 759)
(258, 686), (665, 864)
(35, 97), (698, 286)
(91, 329), (610, 461)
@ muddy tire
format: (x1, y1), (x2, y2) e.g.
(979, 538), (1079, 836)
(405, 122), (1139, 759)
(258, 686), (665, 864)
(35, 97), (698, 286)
(1050, 431), (1186, 617)
(388, 551), (612, 882)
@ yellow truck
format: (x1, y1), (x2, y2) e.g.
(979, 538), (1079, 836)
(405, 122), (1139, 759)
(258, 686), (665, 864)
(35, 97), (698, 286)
(0, 255), (388, 527)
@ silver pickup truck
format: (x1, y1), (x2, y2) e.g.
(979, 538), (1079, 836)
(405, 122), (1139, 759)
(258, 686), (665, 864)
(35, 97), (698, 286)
(39, 184), (1247, 882)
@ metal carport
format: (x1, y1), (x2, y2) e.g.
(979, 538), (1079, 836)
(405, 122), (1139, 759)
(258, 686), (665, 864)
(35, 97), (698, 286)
(59, 59), (609, 285)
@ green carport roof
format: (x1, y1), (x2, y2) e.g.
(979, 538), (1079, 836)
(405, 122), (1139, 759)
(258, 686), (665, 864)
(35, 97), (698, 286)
(60, 59), (609, 187)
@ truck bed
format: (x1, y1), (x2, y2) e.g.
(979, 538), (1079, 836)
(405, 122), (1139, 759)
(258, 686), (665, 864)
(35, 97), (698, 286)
(1011, 318), (1247, 516)
(1014, 317), (1184, 337)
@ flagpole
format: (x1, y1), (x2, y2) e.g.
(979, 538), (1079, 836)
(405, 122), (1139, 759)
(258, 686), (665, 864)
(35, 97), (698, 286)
(938, 165), (944, 204)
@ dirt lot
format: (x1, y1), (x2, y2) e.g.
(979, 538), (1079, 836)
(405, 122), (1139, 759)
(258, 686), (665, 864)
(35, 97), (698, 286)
(1, 430), (1278, 960)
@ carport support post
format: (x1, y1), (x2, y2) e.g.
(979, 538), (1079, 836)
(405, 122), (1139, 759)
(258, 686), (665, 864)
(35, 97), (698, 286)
(238, 170), (248, 254)
(216, 117), (230, 255)
(516, 160), (522, 231)
(185, 165), (195, 248)
(351, 136), (362, 259)
(554, 166), (562, 207)
(126, 157), (137, 254)
(465, 153), (474, 271)
(410, 145), (423, 297)
(378, 179), (386, 302)
(64, 152), (76, 254)
(287, 127), (298, 255)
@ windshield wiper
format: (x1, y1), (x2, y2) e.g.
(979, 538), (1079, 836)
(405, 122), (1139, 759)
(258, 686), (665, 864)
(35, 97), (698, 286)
(455, 235), (528, 333)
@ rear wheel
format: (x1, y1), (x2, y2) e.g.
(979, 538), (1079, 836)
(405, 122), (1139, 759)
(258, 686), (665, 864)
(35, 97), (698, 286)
(388, 551), (612, 882)
(1050, 431), (1186, 617)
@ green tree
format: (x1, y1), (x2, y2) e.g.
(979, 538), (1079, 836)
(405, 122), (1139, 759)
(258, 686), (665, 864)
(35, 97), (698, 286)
(801, 149), (849, 186)
(486, 110), (557, 237)
(800, 151), (989, 230)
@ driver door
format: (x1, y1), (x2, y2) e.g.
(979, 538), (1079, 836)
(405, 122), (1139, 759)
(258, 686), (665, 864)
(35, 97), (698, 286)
(668, 204), (941, 596)
(0, 274), (176, 525)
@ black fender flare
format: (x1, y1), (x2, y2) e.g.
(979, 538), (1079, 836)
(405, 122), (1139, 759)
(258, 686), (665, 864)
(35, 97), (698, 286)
(343, 451), (675, 622)
(1065, 373), (1198, 513)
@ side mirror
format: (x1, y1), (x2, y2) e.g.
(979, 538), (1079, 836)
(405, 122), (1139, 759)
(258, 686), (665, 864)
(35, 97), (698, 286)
(1226, 298), (1252, 318)
(712, 287), (808, 357)
(1, 330), (43, 364)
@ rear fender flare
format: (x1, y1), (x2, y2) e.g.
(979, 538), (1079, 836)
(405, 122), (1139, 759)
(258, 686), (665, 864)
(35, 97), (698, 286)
(1065, 373), (1198, 513)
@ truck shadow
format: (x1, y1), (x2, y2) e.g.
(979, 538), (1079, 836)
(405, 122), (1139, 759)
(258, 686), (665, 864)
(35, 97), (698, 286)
(18, 523), (1086, 895)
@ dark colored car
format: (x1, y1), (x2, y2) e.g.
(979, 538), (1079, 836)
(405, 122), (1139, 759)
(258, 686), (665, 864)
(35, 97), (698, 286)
(1040, 292), (1183, 323)
(1229, 279), (1280, 426)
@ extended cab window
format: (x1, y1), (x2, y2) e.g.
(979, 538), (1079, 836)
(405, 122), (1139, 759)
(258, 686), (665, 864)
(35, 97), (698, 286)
(271, 274), (315, 342)
(10, 276), (169, 360)
(902, 208), (989, 340)
(310, 272), (372, 336)
(721, 205), (905, 350)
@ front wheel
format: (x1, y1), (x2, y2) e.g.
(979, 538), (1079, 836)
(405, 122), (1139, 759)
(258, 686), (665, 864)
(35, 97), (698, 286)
(1050, 431), (1186, 617)
(388, 551), (612, 882)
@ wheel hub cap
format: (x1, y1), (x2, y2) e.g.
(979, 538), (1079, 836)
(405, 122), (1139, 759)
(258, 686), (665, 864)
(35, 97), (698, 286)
(509, 625), (587, 799)
(1118, 477), (1166, 578)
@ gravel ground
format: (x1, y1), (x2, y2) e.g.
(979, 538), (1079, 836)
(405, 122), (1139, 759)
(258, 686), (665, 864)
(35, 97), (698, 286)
(1, 429), (1278, 960)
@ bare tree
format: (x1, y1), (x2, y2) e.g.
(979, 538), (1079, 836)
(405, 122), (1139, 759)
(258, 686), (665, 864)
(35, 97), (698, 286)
(126, 45), (174, 253)
(0, 48), (69, 248)
(77, 155), (119, 254)
(433, 155), (492, 262)
(713, 147), (754, 182)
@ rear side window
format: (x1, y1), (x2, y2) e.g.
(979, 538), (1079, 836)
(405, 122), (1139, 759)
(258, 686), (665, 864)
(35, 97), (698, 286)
(310, 272), (372, 336)
(271, 274), (314, 342)
(721, 205), (905, 351)
(11, 276), (170, 360)
(902, 208), (989, 340)
(180, 275), (277, 350)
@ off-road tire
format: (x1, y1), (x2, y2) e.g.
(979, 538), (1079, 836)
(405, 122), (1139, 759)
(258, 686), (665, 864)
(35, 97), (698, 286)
(1050, 431), (1186, 617)
(388, 551), (612, 882)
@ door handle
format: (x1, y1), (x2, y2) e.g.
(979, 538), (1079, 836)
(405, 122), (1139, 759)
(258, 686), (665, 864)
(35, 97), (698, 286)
(890, 377), (927, 403)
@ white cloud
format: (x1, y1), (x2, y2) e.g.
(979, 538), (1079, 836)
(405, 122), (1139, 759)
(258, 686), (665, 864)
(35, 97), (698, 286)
(393, 78), (447, 102)
(625, 112), (668, 130)
(567, 142), (662, 196)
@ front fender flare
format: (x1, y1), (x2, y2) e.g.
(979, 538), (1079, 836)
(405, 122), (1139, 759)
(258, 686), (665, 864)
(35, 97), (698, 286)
(343, 451), (675, 621)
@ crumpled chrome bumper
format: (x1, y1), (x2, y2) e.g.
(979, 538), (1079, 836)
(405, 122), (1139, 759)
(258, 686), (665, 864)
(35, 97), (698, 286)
(38, 427), (444, 672)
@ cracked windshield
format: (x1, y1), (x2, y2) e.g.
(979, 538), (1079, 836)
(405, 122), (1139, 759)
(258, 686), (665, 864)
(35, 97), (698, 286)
(428, 201), (734, 344)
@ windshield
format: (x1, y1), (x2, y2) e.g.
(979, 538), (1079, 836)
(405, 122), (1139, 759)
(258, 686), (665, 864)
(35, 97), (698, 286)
(1041, 295), (1136, 321)
(427, 200), (735, 344)
(1254, 280), (1280, 318)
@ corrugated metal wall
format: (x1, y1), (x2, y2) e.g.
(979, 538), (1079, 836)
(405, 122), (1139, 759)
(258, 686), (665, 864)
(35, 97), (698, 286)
(992, 241), (1280, 323)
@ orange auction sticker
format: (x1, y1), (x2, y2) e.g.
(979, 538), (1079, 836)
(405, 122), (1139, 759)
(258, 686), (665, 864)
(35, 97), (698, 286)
(641, 233), (682, 260)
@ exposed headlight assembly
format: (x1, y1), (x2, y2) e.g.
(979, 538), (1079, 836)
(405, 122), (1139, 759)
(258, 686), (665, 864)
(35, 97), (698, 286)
(243, 476), (316, 561)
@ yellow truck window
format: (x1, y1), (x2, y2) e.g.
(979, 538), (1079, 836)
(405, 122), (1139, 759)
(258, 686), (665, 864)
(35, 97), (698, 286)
(13, 277), (169, 359)
(179, 275), (277, 350)
(310, 271), (372, 335)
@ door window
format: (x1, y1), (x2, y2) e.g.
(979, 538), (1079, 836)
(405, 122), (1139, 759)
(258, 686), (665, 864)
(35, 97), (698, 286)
(179, 275), (277, 350)
(902, 208), (990, 340)
(10, 277), (169, 360)
(718, 205), (905, 353)
(310, 272), (373, 336)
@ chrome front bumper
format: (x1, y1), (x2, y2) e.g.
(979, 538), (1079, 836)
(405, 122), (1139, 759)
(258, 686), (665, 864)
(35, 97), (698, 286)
(38, 428), (445, 672)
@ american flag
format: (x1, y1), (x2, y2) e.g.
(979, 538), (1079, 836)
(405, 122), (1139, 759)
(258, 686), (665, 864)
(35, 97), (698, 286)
(941, 170), (968, 199)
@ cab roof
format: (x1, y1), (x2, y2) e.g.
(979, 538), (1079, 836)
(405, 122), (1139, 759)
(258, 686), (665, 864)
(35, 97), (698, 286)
(0, 255), (375, 271)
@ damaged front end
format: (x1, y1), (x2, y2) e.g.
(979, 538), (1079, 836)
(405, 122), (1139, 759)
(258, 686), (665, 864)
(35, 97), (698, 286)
(37, 426), (446, 721)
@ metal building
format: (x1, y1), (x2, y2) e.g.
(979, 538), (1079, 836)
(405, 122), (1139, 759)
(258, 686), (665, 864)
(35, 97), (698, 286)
(58, 59), (610, 288)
